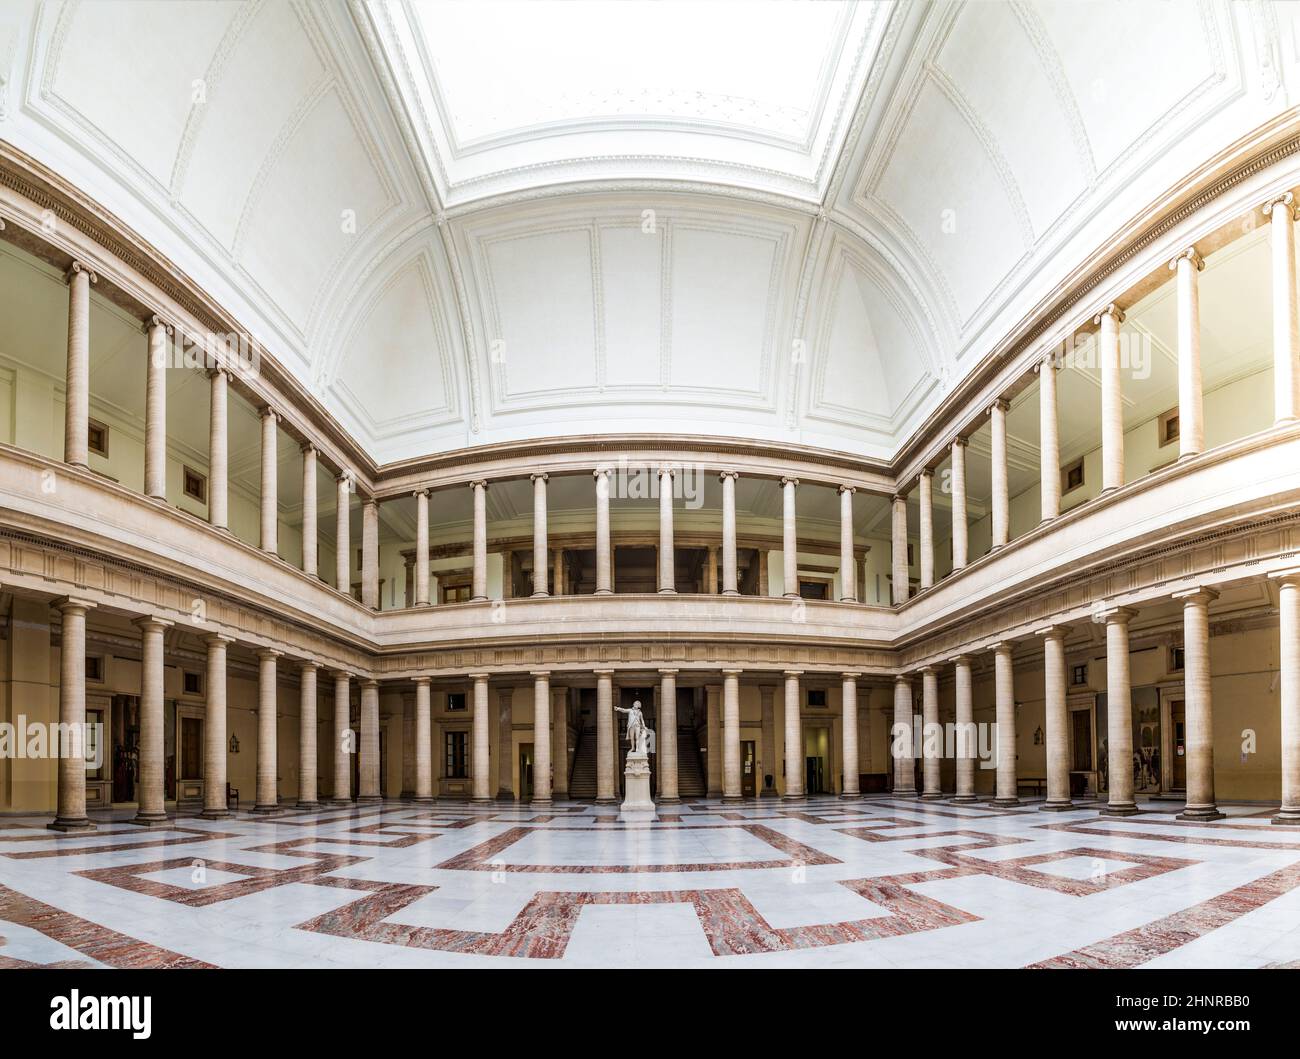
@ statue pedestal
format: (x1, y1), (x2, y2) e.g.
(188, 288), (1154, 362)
(619, 750), (657, 822)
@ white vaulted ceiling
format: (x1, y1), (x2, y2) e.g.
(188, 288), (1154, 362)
(1, 0), (1296, 463)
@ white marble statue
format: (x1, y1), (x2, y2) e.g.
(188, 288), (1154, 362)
(614, 700), (650, 756)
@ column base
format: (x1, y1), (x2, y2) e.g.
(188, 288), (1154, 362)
(200, 808), (232, 820)
(356, 795), (382, 804)
(1271, 808), (1300, 825)
(471, 795), (494, 803)
(1100, 802), (1139, 817)
(893, 788), (919, 798)
(658, 795), (681, 804)
(531, 797), (553, 808)
(781, 792), (807, 802)
(657, 588), (677, 595)
(252, 804), (283, 814)
(1177, 805), (1225, 821)
(721, 589), (740, 597)
(782, 592), (799, 599)
(594, 589), (613, 596)
(721, 794), (744, 803)
(47, 817), (96, 833)
(950, 794), (979, 804)
(326, 797), (354, 807)
(594, 797), (618, 805)
(1039, 801), (1075, 812)
(991, 797), (1021, 807)
(412, 795), (436, 804)
(839, 790), (861, 801)
(920, 791), (944, 801)
(129, 812), (172, 828)
(531, 592), (549, 599)
(295, 801), (321, 811)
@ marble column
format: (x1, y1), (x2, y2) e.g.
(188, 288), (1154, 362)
(1170, 247), (1206, 457)
(1263, 192), (1299, 424)
(496, 686), (513, 800)
(891, 493), (909, 604)
(260, 408), (279, 555)
(594, 469), (612, 594)
(658, 466), (675, 593)
(658, 668), (679, 802)
(952, 656), (976, 803)
(720, 471), (739, 595)
(1038, 352), (1060, 521)
(301, 445), (318, 577)
(990, 398), (1010, 549)
(63, 262), (95, 467)
(918, 471), (934, 590)
(295, 662), (320, 809)
(330, 671), (352, 804)
(1275, 573), (1300, 823)
(531, 671), (552, 805)
(1100, 607), (1139, 816)
(595, 669), (616, 804)
(781, 478), (799, 598)
(208, 368), (229, 530)
(722, 668), (742, 802)
(414, 489), (430, 605)
(783, 670), (804, 799)
(841, 673), (860, 799)
(335, 474), (351, 594)
(951, 438), (968, 569)
(531, 474), (549, 597)
(471, 481), (488, 601)
(1175, 588), (1223, 821)
(362, 499), (379, 609)
(201, 633), (233, 819)
(760, 685), (777, 797)
(705, 684), (722, 796)
(1095, 303), (1126, 491)
(838, 486), (857, 602)
(992, 642), (1019, 806)
(357, 680), (379, 802)
(1039, 626), (1072, 811)
(892, 675), (916, 795)
(254, 649), (281, 812)
(920, 665), (941, 800)
(471, 673), (491, 802)
(413, 677), (433, 801)
(552, 686), (570, 799)
(132, 616), (172, 826)
(143, 315), (170, 500)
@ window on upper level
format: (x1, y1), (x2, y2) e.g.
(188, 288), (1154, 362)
(87, 418), (109, 458)
(1158, 407), (1180, 448)
(447, 692), (467, 712)
(1061, 458), (1085, 495)
(183, 465), (206, 503)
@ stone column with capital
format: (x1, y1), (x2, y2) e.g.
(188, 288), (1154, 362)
(658, 668), (679, 802)
(358, 680), (380, 801)
(595, 670), (616, 803)
(1263, 193), (1299, 423)
(63, 262), (96, 467)
(992, 642), (1019, 806)
(301, 445), (318, 577)
(760, 685), (777, 797)
(594, 469), (612, 594)
(132, 616), (173, 826)
(952, 656), (976, 802)
(202, 633), (233, 819)
(705, 684), (722, 796)
(918, 472), (934, 590)
(1275, 573), (1300, 823)
(335, 474), (351, 594)
(1101, 607), (1139, 815)
(783, 670), (804, 798)
(298, 662), (320, 809)
(471, 481), (489, 601)
(782, 478), (799, 597)
(920, 666), (941, 799)
(892, 675), (916, 795)
(260, 409), (279, 554)
(1038, 353), (1060, 521)
(208, 368), (229, 529)
(413, 677), (433, 801)
(414, 489), (430, 605)
(330, 672), (352, 804)
(990, 398), (1010, 548)
(254, 649), (281, 812)
(532, 474), (549, 597)
(721, 471), (739, 595)
(658, 467), (675, 593)
(531, 671), (552, 805)
(143, 315), (171, 499)
(1095, 304), (1127, 491)
(841, 674), (860, 799)
(722, 669), (742, 801)
(838, 486), (857, 601)
(471, 673), (491, 801)
(362, 499), (379, 609)
(891, 494), (909, 604)
(1174, 588), (1223, 820)
(1039, 626), (1072, 811)
(951, 438), (968, 568)
(1170, 247), (1206, 457)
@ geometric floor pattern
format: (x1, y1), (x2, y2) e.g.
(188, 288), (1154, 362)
(3, 796), (1300, 968)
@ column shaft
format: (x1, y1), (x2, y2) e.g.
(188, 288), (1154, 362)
(301, 446), (318, 577)
(921, 667), (941, 799)
(990, 399), (1009, 548)
(361, 499), (379, 609)
(472, 674), (491, 801)
(1276, 577), (1300, 820)
(1265, 194), (1299, 423)
(594, 470), (612, 594)
(993, 643), (1019, 805)
(891, 494), (909, 604)
(144, 316), (169, 499)
(63, 264), (93, 467)
(1177, 589), (1222, 820)
(208, 369), (228, 529)
(1039, 355), (1060, 520)
(722, 669), (742, 801)
(951, 439), (968, 568)
(335, 475), (351, 594)
(471, 481), (488, 601)
(839, 486), (857, 601)
(1102, 609), (1139, 815)
(254, 651), (280, 812)
(781, 478), (798, 597)
(414, 678), (433, 801)
(414, 490), (430, 605)
(532, 474), (549, 597)
(783, 671), (804, 798)
(201, 634), (232, 818)
(532, 672), (552, 804)
(918, 472), (934, 590)
(260, 409), (278, 554)
(1172, 248), (1206, 456)
(841, 675), (860, 798)
(358, 681), (379, 801)
(892, 676), (916, 795)
(721, 472), (739, 594)
(658, 468), (675, 593)
(658, 669), (679, 801)
(132, 617), (172, 825)
(953, 657), (976, 802)
(298, 663), (319, 808)
(595, 670), (616, 803)
(1096, 304), (1126, 491)
(1040, 629), (1072, 810)
(331, 672), (351, 803)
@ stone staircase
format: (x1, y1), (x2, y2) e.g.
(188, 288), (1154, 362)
(566, 725), (707, 800)
(569, 727), (598, 799)
(674, 727), (707, 797)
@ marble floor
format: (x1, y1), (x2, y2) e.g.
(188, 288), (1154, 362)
(3, 795), (1300, 968)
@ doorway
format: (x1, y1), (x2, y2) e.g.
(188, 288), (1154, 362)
(741, 740), (756, 797)
(804, 726), (830, 794)
(519, 743), (534, 802)
(1171, 698), (1186, 790)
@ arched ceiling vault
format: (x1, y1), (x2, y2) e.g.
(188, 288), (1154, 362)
(0, 0), (1295, 464)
